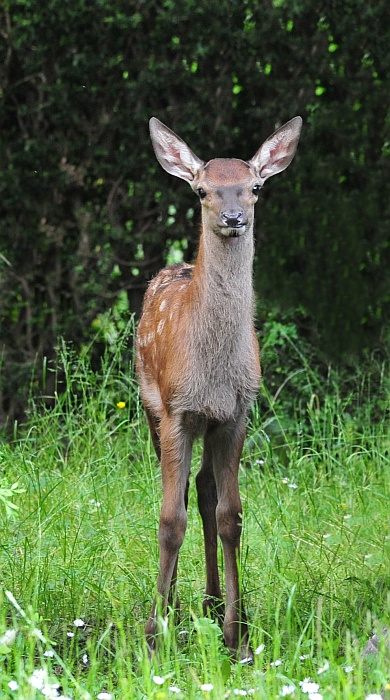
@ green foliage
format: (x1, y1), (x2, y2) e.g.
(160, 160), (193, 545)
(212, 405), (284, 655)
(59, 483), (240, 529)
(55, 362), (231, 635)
(0, 459), (25, 518)
(257, 306), (388, 434)
(0, 0), (389, 422)
(253, 1), (390, 358)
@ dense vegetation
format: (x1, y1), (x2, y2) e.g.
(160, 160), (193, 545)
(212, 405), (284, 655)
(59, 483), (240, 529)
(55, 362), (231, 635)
(1, 0), (389, 424)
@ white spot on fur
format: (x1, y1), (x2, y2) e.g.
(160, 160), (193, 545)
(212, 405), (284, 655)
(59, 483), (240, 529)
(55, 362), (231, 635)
(159, 299), (167, 312)
(138, 330), (155, 348)
(157, 319), (165, 335)
(149, 279), (159, 295)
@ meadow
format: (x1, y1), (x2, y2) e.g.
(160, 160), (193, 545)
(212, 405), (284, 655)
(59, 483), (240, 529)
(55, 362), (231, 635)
(0, 323), (389, 699)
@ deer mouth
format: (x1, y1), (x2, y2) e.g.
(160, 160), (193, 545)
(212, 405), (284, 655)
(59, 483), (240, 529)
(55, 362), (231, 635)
(218, 224), (247, 238)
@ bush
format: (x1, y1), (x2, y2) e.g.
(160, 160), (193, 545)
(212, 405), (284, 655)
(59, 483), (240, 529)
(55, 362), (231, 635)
(1, 0), (389, 423)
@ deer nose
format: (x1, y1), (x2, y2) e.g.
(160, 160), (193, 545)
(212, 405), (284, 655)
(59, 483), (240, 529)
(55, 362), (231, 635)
(221, 210), (245, 227)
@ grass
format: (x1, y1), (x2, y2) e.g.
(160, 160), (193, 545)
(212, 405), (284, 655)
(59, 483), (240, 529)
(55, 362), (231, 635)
(0, 328), (389, 699)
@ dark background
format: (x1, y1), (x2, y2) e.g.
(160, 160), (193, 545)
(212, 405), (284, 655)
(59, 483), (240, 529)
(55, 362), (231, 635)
(0, 0), (389, 424)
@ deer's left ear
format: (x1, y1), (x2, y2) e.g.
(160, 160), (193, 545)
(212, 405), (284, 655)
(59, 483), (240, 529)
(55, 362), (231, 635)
(249, 116), (302, 183)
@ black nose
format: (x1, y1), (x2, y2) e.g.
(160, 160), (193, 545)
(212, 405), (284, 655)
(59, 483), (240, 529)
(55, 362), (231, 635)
(221, 210), (244, 227)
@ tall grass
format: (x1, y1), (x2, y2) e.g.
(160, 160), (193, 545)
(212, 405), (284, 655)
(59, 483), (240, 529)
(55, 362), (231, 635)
(0, 326), (389, 699)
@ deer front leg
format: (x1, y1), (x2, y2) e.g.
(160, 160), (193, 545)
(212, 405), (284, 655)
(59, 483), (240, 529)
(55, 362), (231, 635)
(168, 474), (190, 623)
(212, 417), (253, 663)
(145, 414), (192, 652)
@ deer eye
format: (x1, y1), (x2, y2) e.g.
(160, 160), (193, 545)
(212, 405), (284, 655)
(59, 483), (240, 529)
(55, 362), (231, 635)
(252, 184), (261, 196)
(197, 188), (207, 200)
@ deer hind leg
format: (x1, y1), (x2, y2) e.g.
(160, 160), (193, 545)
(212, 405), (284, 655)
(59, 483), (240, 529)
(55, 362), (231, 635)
(196, 435), (224, 624)
(145, 413), (192, 652)
(211, 417), (253, 663)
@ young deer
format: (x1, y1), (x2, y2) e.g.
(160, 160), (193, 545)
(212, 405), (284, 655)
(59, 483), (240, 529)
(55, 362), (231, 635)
(136, 116), (302, 660)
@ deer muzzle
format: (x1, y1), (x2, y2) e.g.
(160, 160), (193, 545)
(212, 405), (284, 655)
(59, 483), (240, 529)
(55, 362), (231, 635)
(218, 210), (248, 237)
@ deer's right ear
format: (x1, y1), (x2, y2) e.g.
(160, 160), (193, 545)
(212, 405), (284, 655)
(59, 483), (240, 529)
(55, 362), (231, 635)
(149, 118), (204, 184)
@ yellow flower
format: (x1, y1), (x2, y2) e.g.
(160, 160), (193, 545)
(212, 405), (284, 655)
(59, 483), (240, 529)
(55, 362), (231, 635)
(116, 401), (126, 409)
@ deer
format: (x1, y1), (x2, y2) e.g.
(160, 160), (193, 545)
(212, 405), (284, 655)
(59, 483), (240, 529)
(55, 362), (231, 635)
(136, 115), (302, 661)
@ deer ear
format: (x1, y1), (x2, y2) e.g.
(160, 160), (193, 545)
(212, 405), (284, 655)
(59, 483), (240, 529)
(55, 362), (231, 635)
(149, 117), (204, 184)
(249, 116), (302, 183)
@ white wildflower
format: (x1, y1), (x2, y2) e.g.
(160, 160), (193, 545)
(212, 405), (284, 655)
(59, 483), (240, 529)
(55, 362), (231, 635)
(67, 631), (75, 638)
(366, 696), (383, 700)
(82, 653), (88, 664)
(299, 679), (320, 694)
(255, 643), (265, 654)
(153, 676), (166, 685)
(8, 681), (19, 691)
(168, 687), (181, 694)
(288, 483), (298, 489)
(42, 685), (60, 699)
(44, 650), (55, 658)
(317, 660), (329, 674)
(73, 618), (85, 627)
(308, 694), (323, 700)
(28, 668), (47, 690)
(201, 683), (214, 691)
(97, 694), (112, 700)
(31, 628), (47, 642)
(300, 654), (310, 660)
(280, 685), (295, 696)
(0, 629), (17, 646)
(344, 665), (354, 673)
(234, 691), (247, 697)
(270, 659), (282, 667)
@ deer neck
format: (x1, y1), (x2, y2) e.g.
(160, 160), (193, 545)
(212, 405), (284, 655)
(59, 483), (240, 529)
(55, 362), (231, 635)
(191, 222), (255, 342)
